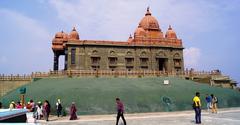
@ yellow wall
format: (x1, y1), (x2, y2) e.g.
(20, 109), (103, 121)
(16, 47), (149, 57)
(0, 81), (31, 97)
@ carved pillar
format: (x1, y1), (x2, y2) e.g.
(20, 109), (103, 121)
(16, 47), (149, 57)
(53, 52), (59, 71)
(64, 48), (68, 70)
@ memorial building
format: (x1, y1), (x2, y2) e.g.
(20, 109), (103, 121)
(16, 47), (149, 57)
(52, 8), (184, 72)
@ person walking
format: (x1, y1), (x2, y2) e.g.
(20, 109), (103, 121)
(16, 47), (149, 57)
(36, 101), (43, 120)
(43, 100), (51, 121)
(115, 98), (127, 125)
(205, 94), (212, 111)
(211, 94), (218, 113)
(193, 92), (201, 124)
(56, 99), (62, 117)
(69, 102), (77, 120)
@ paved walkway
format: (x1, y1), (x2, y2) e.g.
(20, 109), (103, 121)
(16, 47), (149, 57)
(35, 108), (240, 125)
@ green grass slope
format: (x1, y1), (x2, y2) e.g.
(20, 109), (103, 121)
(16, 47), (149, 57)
(1, 77), (240, 115)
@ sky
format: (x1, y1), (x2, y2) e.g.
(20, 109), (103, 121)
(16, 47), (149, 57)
(0, 0), (239, 84)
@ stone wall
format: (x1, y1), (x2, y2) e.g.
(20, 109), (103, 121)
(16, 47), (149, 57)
(66, 44), (184, 72)
(0, 80), (31, 97)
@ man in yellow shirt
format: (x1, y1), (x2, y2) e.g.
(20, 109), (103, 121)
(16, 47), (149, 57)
(193, 92), (201, 124)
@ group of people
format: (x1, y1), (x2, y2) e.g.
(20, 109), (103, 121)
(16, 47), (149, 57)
(55, 100), (78, 120)
(205, 94), (218, 113)
(8, 99), (51, 121)
(193, 92), (218, 124)
(6, 98), (78, 121)
(35, 100), (51, 121)
(4, 98), (126, 124)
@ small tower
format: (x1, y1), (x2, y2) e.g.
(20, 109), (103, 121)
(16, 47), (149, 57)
(69, 27), (80, 40)
(165, 25), (177, 39)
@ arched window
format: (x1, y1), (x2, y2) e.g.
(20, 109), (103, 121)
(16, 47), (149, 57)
(92, 50), (98, 55)
(109, 50), (117, 57)
(156, 51), (166, 57)
(173, 53), (180, 58)
(126, 51), (133, 56)
(140, 51), (147, 57)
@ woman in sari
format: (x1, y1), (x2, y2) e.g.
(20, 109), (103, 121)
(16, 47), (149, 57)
(69, 102), (77, 120)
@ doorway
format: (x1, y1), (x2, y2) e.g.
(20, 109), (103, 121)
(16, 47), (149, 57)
(157, 58), (167, 71)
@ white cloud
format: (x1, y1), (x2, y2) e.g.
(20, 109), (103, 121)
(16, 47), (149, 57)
(183, 47), (201, 68)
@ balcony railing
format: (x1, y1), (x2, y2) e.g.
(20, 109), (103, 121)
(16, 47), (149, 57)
(109, 62), (117, 66)
(91, 63), (100, 66)
(140, 63), (148, 67)
(126, 62), (134, 66)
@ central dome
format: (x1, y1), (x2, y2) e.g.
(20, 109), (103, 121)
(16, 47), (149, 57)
(139, 7), (160, 31)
